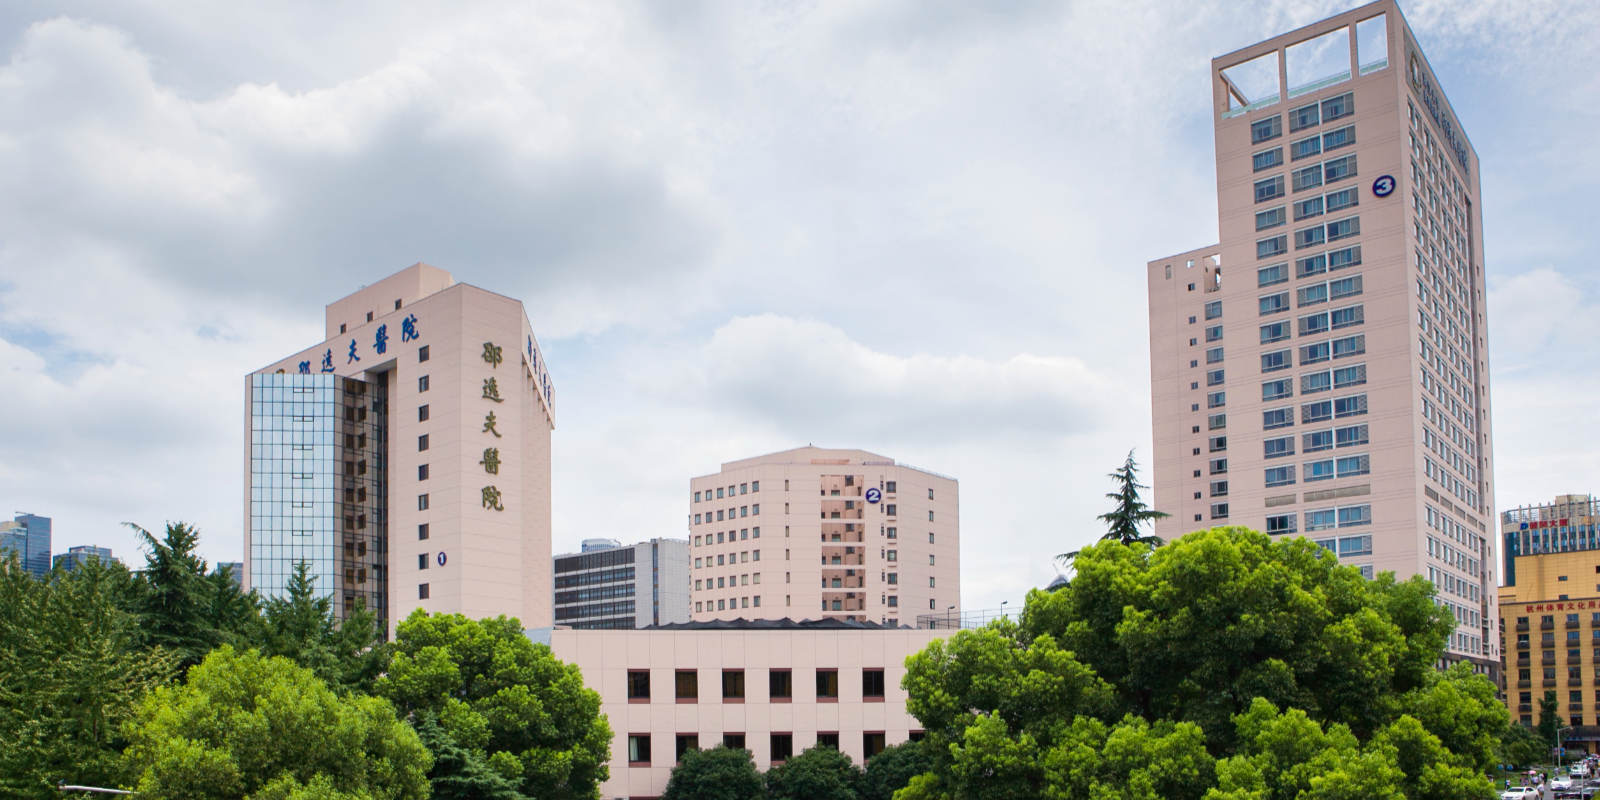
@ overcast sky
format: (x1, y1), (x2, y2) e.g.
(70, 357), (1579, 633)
(1, 0), (1596, 613)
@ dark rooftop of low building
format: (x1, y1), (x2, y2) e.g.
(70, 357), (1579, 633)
(644, 617), (908, 631)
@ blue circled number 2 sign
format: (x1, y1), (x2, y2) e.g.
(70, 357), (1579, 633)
(437, 552), (447, 567)
(1372, 175), (1396, 198)
(865, 487), (882, 504)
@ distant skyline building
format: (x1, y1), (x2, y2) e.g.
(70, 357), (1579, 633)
(1145, 0), (1496, 674)
(246, 263), (557, 635)
(1501, 495), (1600, 588)
(52, 544), (117, 571)
(0, 513), (52, 578)
(688, 447), (959, 626)
(552, 538), (689, 629)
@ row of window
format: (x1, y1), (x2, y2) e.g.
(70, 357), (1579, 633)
(695, 482), (761, 502)
(1260, 505), (1373, 535)
(1255, 214), (1360, 259)
(627, 730), (901, 767)
(696, 572), (761, 590)
(1259, 334), (1365, 373)
(627, 667), (886, 703)
(697, 595), (763, 612)
(1262, 452), (1370, 485)
(1252, 154), (1358, 206)
(694, 505), (761, 525)
(695, 528), (761, 547)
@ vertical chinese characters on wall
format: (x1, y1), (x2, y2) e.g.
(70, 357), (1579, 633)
(480, 341), (505, 512)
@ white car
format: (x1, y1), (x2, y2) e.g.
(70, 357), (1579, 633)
(1502, 787), (1538, 800)
(1555, 777), (1576, 790)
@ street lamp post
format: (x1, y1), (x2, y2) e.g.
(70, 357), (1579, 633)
(946, 604), (955, 629)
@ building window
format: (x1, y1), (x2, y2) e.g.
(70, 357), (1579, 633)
(770, 669), (793, 701)
(1289, 101), (1320, 131)
(675, 670), (698, 702)
(1253, 147), (1284, 172)
(418, 375), (429, 392)
(722, 733), (746, 750)
(1203, 301), (1222, 320)
(1260, 349), (1291, 372)
(1261, 379), (1292, 401)
(863, 732), (887, 760)
(1263, 436), (1294, 459)
(628, 734), (651, 766)
(418, 434), (429, 451)
(627, 670), (650, 701)
(418, 523), (429, 540)
(1257, 262), (1288, 286)
(1259, 321), (1289, 344)
(863, 669), (886, 700)
(1264, 466), (1296, 488)
(1266, 513), (1297, 534)
(1291, 134), (1322, 161)
(722, 669), (745, 702)
(770, 733), (794, 763)
(816, 669), (839, 700)
(418, 583), (429, 599)
(418, 345), (430, 362)
(1205, 324), (1223, 342)
(1262, 407), (1293, 430)
(1258, 292), (1289, 315)
(1210, 503), (1229, 520)
(675, 734), (699, 762)
(417, 494), (429, 511)
(418, 404), (429, 422)
(418, 553), (429, 570)
(1207, 391), (1226, 409)
(418, 464), (429, 481)
(1256, 236), (1288, 260)
(1251, 115), (1282, 144)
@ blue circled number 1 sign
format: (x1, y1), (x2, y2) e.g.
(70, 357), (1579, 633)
(437, 552), (447, 567)
(865, 487), (882, 504)
(1372, 175), (1396, 198)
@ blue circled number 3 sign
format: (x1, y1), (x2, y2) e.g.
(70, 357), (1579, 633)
(1372, 175), (1396, 198)
(865, 487), (882, 504)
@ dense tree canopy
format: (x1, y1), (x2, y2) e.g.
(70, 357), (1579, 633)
(126, 521), (260, 667)
(259, 560), (385, 694)
(376, 610), (611, 800)
(858, 740), (936, 800)
(660, 746), (764, 800)
(902, 527), (1507, 799)
(0, 556), (176, 799)
(121, 645), (431, 799)
(765, 744), (862, 800)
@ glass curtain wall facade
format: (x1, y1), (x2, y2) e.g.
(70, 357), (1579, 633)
(249, 373), (389, 628)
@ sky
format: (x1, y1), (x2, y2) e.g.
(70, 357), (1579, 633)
(1, 0), (1597, 614)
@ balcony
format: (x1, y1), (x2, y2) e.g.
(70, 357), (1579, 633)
(1517, 621), (1530, 632)
(1546, 679), (1558, 687)
(1519, 704), (1533, 713)
(1543, 619), (1556, 630)
(1571, 618), (1583, 629)
(1518, 680), (1532, 689)
(1516, 655), (1530, 666)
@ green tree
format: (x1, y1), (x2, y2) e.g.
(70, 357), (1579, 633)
(858, 739), (935, 800)
(375, 610), (610, 800)
(259, 560), (385, 694)
(659, 746), (763, 800)
(121, 645), (430, 800)
(1499, 723), (1547, 768)
(901, 526), (1500, 799)
(0, 556), (176, 799)
(1538, 689), (1560, 749)
(1024, 527), (1454, 746)
(765, 744), (862, 800)
(410, 711), (527, 800)
(1057, 450), (1167, 563)
(126, 521), (259, 667)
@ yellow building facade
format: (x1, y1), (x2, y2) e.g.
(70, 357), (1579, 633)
(1500, 548), (1600, 742)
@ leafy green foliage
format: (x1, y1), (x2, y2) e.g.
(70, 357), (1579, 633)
(0, 556), (177, 799)
(858, 739), (935, 800)
(121, 645), (430, 799)
(376, 610), (611, 800)
(902, 526), (1501, 799)
(1498, 723), (1546, 768)
(259, 561), (385, 694)
(1538, 689), (1560, 746)
(660, 746), (764, 800)
(765, 744), (862, 800)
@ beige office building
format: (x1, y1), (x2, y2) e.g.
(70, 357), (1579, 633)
(546, 623), (940, 799)
(246, 263), (556, 634)
(1146, 1), (1496, 671)
(687, 447), (959, 627)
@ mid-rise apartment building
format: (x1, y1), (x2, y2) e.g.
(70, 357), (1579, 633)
(246, 263), (556, 634)
(687, 447), (958, 626)
(0, 513), (51, 578)
(1498, 546), (1600, 746)
(1146, 1), (1496, 672)
(552, 538), (690, 629)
